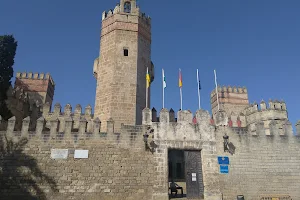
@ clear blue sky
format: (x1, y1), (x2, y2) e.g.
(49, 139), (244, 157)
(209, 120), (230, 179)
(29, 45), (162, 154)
(1, 0), (300, 126)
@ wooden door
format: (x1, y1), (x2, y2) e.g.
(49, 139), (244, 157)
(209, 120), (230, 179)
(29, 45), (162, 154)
(185, 150), (204, 199)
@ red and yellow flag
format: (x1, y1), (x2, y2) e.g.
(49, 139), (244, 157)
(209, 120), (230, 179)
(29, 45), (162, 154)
(179, 69), (182, 88)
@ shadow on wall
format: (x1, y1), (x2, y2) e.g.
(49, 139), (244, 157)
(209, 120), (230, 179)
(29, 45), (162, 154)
(0, 134), (58, 200)
(4, 81), (45, 130)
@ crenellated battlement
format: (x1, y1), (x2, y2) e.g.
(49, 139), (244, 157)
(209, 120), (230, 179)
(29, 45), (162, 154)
(245, 119), (297, 136)
(102, 5), (121, 20)
(0, 113), (145, 147)
(142, 108), (215, 142)
(146, 107), (201, 124)
(210, 86), (249, 116)
(215, 108), (299, 137)
(227, 113), (247, 128)
(210, 86), (248, 96)
(101, 3), (151, 26)
(243, 99), (287, 114)
(0, 106), (299, 148)
(16, 72), (55, 87)
(14, 72), (55, 108)
(138, 12), (151, 25)
(42, 103), (93, 118)
(142, 108), (300, 143)
(41, 103), (94, 131)
(239, 99), (288, 127)
(210, 85), (289, 131)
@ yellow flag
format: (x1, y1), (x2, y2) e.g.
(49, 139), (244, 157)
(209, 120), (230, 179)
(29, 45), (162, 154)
(179, 69), (182, 88)
(146, 67), (150, 88)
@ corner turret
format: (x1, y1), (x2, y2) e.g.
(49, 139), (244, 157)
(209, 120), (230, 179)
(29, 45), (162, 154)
(210, 86), (249, 116)
(14, 72), (55, 109)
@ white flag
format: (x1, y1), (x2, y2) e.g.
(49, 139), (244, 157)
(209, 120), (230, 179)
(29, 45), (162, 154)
(162, 69), (167, 88)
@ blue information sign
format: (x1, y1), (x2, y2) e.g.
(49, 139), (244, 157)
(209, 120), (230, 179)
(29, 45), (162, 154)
(218, 156), (229, 165)
(220, 165), (229, 174)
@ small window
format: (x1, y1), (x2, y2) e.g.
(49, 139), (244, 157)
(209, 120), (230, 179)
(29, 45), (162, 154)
(124, 2), (131, 13)
(221, 91), (225, 98)
(124, 49), (128, 56)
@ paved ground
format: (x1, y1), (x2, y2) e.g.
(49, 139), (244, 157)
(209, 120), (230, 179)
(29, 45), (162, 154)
(168, 182), (203, 200)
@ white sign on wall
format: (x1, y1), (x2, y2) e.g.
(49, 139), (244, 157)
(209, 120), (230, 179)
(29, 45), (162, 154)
(74, 150), (89, 159)
(51, 149), (68, 159)
(192, 173), (197, 182)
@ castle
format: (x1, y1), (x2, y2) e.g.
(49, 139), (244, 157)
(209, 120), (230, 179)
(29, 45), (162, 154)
(1, 1), (300, 200)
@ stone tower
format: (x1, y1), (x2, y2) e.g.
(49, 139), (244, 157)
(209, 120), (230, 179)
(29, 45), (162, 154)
(211, 86), (249, 116)
(14, 72), (55, 108)
(93, 0), (154, 132)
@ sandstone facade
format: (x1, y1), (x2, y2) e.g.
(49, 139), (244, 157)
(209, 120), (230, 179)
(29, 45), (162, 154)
(2, 0), (300, 200)
(93, 0), (154, 132)
(14, 72), (55, 107)
(1, 107), (300, 199)
(211, 86), (249, 116)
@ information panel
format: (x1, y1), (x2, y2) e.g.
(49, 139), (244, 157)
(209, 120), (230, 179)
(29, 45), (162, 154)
(218, 156), (229, 165)
(51, 149), (68, 159)
(220, 165), (229, 174)
(74, 150), (89, 159)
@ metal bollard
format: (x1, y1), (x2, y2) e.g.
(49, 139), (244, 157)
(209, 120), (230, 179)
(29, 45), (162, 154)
(237, 195), (244, 200)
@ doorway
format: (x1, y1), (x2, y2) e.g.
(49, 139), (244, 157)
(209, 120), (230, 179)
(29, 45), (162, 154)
(168, 149), (204, 199)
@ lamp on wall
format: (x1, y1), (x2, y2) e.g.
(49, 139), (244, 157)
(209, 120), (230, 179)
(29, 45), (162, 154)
(143, 127), (157, 153)
(223, 133), (229, 153)
(237, 195), (244, 200)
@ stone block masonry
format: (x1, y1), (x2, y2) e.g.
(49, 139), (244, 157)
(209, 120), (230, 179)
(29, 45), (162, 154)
(144, 108), (300, 200)
(211, 86), (249, 116)
(5, 1), (300, 199)
(214, 110), (300, 199)
(0, 116), (156, 200)
(1, 106), (300, 199)
(15, 72), (55, 107)
(93, 0), (154, 133)
(216, 125), (300, 199)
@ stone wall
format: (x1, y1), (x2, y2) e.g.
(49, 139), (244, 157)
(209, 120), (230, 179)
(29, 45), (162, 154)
(143, 108), (222, 200)
(211, 86), (249, 116)
(146, 108), (300, 200)
(1, 107), (300, 200)
(5, 84), (41, 130)
(15, 72), (55, 107)
(0, 108), (222, 200)
(0, 116), (156, 200)
(215, 112), (300, 199)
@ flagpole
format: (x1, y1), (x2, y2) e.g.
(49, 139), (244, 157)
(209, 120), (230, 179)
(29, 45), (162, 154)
(180, 87), (182, 110)
(146, 67), (149, 108)
(214, 69), (220, 111)
(179, 68), (183, 110)
(197, 69), (201, 109)
(162, 69), (165, 108)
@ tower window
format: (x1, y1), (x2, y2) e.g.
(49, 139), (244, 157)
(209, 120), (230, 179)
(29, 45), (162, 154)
(124, 2), (131, 13)
(124, 48), (128, 56)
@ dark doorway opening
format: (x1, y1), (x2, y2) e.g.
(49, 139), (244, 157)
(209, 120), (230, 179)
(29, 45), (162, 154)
(168, 149), (185, 182)
(168, 149), (186, 198)
(168, 149), (204, 199)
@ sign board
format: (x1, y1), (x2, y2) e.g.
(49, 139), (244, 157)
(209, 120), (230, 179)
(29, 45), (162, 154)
(218, 156), (229, 165)
(220, 165), (229, 174)
(192, 173), (197, 181)
(51, 149), (68, 159)
(74, 150), (89, 159)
